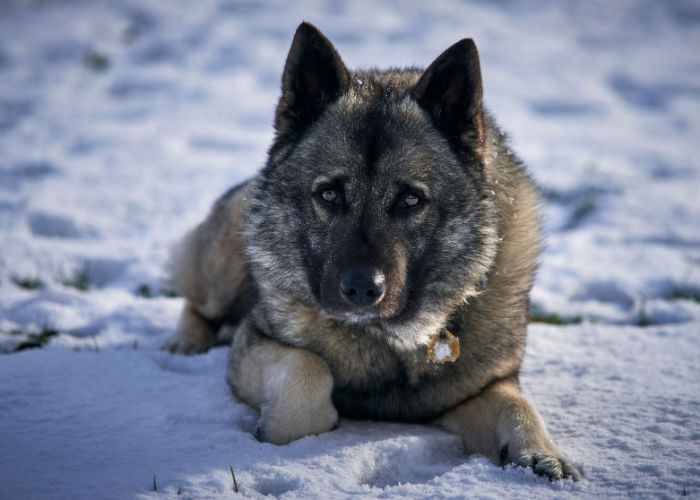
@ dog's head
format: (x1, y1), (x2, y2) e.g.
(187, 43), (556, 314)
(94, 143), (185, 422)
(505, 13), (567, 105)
(245, 23), (499, 348)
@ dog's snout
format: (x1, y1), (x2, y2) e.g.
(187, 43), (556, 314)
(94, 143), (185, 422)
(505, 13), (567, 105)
(340, 267), (385, 306)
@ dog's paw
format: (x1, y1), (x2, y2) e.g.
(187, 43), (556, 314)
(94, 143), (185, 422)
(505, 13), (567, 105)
(163, 302), (216, 354)
(256, 397), (338, 445)
(162, 334), (211, 354)
(500, 443), (582, 481)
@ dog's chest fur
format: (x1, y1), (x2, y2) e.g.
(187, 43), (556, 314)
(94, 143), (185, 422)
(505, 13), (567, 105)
(253, 296), (518, 422)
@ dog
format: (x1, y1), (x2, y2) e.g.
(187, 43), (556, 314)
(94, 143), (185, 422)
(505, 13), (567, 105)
(164, 22), (582, 481)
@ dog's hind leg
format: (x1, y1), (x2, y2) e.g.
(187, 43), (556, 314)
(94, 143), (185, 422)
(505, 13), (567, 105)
(226, 319), (338, 445)
(435, 378), (582, 481)
(163, 301), (218, 354)
(164, 180), (253, 354)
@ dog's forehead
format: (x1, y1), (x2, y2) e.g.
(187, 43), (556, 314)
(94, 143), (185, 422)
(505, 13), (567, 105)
(309, 91), (444, 182)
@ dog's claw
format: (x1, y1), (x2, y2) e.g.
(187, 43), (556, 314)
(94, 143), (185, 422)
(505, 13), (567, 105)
(512, 452), (582, 482)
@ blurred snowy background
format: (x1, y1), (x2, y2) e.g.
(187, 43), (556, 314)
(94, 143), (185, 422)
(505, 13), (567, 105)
(0, 1), (699, 498)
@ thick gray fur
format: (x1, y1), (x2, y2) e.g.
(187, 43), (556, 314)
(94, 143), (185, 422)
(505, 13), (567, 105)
(165, 22), (582, 482)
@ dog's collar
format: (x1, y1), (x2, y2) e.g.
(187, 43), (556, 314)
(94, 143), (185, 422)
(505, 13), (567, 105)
(427, 329), (460, 363)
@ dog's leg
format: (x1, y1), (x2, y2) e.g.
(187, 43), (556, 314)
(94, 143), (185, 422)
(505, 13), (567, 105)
(163, 301), (217, 354)
(164, 180), (253, 354)
(227, 320), (338, 445)
(435, 378), (581, 481)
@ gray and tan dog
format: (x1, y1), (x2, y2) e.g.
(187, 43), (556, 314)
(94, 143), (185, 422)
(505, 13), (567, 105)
(165, 22), (581, 481)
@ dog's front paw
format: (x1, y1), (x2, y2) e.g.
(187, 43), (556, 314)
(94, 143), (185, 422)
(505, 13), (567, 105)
(227, 330), (339, 445)
(256, 397), (338, 445)
(500, 442), (582, 481)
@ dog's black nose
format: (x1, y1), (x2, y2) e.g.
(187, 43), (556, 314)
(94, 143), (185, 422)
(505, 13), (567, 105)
(340, 267), (385, 306)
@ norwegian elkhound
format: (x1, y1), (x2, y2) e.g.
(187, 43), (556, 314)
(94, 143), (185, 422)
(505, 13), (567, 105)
(165, 22), (581, 481)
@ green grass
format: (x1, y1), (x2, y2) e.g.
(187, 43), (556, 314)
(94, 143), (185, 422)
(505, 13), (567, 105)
(668, 286), (700, 303)
(637, 298), (652, 327)
(136, 283), (181, 298)
(541, 184), (605, 230)
(567, 197), (597, 229)
(637, 312), (652, 327)
(82, 51), (110, 72)
(230, 465), (239, 493)
(11, 275), (44, 290)
(61, 266), (91, 291)
(6, 325), (59, 351)
(32, 326), (59, 344)
(529, 304), (583, 325)
(161, 288), (180, 298)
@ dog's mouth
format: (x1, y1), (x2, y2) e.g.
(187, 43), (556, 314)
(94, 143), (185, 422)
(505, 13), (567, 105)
(319, 301), (405, 328)
(315, 284), (448, 350)
(327, 285), (419, 328)
(338, 310), (382, 324)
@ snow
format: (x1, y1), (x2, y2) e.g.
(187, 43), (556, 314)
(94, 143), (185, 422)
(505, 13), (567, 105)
(1, 0), (699, 498)
(431, 340), (453, 362)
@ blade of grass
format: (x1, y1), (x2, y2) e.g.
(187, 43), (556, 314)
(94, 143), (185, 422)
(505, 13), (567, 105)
(229, 465), (239, 493)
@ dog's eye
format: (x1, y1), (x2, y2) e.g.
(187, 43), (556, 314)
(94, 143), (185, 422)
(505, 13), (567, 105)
(317, 186), (344, 209)
(321, 189), (338, 203)
(393, 188), (426, 215)
(402, 192), (421, 208)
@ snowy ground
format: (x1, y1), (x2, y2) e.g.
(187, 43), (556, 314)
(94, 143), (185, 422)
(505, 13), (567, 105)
(1, 0), (699, 498)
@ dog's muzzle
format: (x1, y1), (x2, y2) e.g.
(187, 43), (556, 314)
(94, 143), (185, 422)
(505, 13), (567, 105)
(339, 266), (385, 307)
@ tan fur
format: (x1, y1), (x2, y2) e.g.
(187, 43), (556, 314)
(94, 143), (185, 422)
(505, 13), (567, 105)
(163, 301), (217, 354)
(164, 23), (582, 482)
(436, 379), (582, 481)
(165, 181), (253, 353)
(226, 320), (338, 444)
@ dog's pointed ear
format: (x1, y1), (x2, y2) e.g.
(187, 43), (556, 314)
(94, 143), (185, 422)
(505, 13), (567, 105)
(413, 39), (484, 149)
(274, 22), (350, 137)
